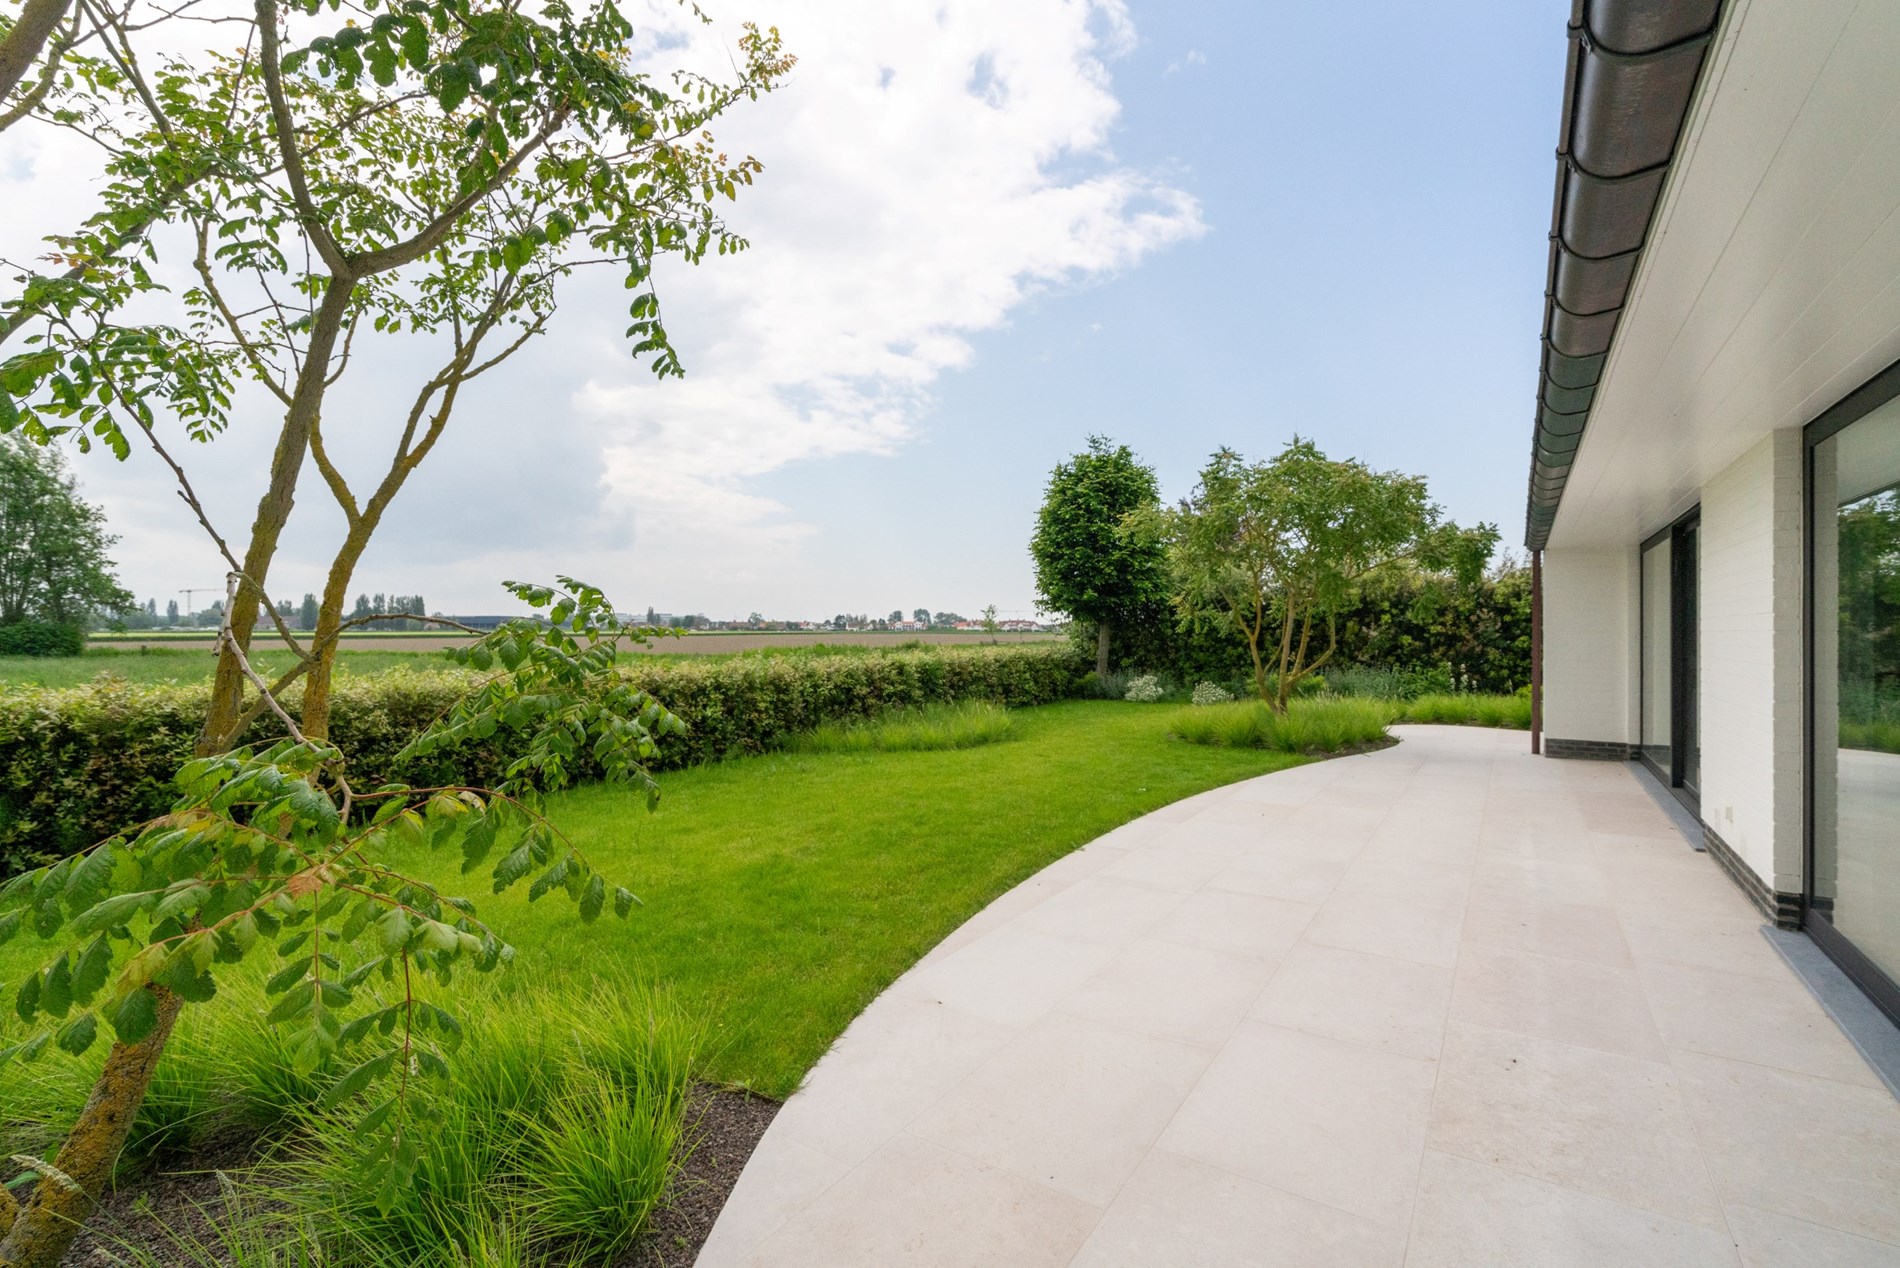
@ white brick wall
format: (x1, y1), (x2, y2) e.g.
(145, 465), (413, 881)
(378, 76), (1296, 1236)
(1697, 430), (1804, 894)
(1542, 547), (1638, 746)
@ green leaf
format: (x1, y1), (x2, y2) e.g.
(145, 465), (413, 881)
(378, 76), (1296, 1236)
(72, 934), (112, 1005)
(110, 988), (160, 1044)
(56, 1011), (98, 1056)
(265, 959), (309, 996)
(321, 1050), (394, 1108)
(578, 873), (605, 923)
(15, 968), (41, 1022)
(68, 891), (148, 937)
(613, 886), (637, 918)
(39, 954), (72, 1018)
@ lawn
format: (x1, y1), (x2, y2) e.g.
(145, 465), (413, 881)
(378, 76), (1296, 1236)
(0, 699), (1307, 1110)
(455, 698), (1306, 1094)
(0, 647), (456, 689)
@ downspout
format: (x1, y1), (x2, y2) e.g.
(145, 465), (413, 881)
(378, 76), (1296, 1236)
(1530, 548), (1544, 755)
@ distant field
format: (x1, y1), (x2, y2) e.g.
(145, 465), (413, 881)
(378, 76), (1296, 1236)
(82, 630), (1063, 655)
(2, 631), (1066, 688)
(0, 647), (455, 689)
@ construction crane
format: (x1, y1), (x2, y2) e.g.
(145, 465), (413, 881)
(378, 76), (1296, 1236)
(177, 587), (221, 625)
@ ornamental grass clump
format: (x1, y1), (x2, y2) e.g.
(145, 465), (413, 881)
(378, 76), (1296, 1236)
(1399, 693), (1533, 730)
(1169, 697), (1395, 753)
(787, 700), (1015, 754)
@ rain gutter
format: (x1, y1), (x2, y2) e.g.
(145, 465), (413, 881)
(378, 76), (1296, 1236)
(1524, 0), (1725, 549)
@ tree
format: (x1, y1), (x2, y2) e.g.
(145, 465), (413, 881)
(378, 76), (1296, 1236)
(1148, 439), (1496, 710)
(164, 598), (177, 625)
(981, 603), (999, 642)
(888, 609), (902, 624)
(0, 0), (792, 1256)
(913, 607), (929, 624)
(298, 592), (318, 630)
(1031, 436), (1169, 676)
(0, 433), (130, 627)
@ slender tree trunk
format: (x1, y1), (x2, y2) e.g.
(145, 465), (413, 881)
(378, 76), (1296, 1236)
(199, 280), (354, 753)
(1095, 623), (1110, 677)
(0, 987), (182, 1267)
(0, 0), (69, 106)
(300, 524), (378, 743)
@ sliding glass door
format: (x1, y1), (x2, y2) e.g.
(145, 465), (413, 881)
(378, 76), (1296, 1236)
(1641, 512), (1699, 808)
(1809, 393), (1900, 1022)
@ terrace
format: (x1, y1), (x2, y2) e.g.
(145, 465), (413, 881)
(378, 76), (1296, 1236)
(700, 726), (1900, 1266)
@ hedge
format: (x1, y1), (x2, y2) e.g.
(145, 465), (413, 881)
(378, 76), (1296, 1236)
(1078, 565), (1532, 695)
(0, 620), (86, 658)
(0, 643), (1086, 875)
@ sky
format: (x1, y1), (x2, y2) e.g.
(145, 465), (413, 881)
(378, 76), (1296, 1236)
(3, 0), (1565, 622)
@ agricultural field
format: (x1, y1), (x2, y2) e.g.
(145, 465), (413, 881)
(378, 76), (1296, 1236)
(0, 647), (456, 689)
(84, 629), (1060, 655)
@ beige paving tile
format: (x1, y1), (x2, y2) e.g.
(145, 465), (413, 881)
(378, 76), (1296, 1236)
(906, 1012), (1210, 1206)
(1405, 1149), (1742, 1268)
(1462, 893), (1633, 966)
(1011, 876), (1188, 947)
(1304, 890), (1468, 968)
(1251, 941), (1454, 1061)
(1147, 887), (1319, 961)
(1727, 1202), (1900, 1267)
(916, 860), (1115, 968)
(1162, 818), (1287, 858)
(1157, 1021), (1437, 1226)
(694, 1135), (852, 1268)
(1640, 958), (1882, 1087)
(1071, 1149), (1407, 1268)
(736, 1132), (1101, 1268)
(895, 927), (1116, 1026)
(1471, 853), (1614, 905)
(1332, 852), (1474, 908)
(1058, 936), (1279, 1049)
(1621, 911), (1789, 980)
(1207, 845), (1355, 904)
(1187, 798), (1288, 827)
(1427, 1021), (1725, 1228)
(1096, 842), (1233, 893)
(1673, 1049), (1900, 1245)
(1450, 944), (1666, 1062)
(767, 994), (1016, 1166)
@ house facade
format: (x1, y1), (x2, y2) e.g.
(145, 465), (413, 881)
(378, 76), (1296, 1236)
(1530, 0), (1900, 1024)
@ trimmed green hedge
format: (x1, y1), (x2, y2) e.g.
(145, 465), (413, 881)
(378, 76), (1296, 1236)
(0, 643), (1085, 875)
(0, 620), (85, 657)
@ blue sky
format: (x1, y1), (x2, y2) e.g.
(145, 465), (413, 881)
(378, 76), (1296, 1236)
(8, 0), (1568, 620)
(752, 0), (1563, 620)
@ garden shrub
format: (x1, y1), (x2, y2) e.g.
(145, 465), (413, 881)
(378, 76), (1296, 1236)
(0, 619), (85, 657)
(1123, 674), (1164, 703)
(1071, 563), (1531, 694)
(1190, 681), (1233, 706)
(0, 643), (1085, 874)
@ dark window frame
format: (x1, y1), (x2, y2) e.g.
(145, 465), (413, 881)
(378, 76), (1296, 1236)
(1638, 506), (1701, 812)
(1803, 353), (1900, 1030)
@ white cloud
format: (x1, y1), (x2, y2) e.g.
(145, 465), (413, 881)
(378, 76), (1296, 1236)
(571, 0), (1203, 588)
(1164, 49), (1207, 75)
(1, 0), (1202, 613)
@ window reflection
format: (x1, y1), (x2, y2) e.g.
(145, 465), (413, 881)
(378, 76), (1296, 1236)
(1812, 401), (1900, 992)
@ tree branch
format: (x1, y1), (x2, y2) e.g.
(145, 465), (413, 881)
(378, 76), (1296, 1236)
(0, 0), (72, 108)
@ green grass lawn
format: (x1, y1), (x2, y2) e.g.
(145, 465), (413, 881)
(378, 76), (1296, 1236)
(459, 699), (1305, 1094)
(0, 647), (457, 689)
(0, 700), (1305, 1106)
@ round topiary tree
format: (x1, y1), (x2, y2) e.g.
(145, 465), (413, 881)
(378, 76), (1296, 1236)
(1030, 436), (1170, 676)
